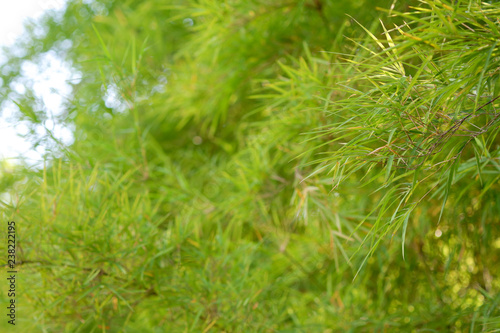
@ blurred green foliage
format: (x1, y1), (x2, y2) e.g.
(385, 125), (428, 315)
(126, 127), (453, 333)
(1, 0), (500, 331)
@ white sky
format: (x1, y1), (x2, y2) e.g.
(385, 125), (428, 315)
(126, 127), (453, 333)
(0, 0), (69, 164)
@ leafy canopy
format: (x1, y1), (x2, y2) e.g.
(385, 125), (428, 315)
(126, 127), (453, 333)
(0, 0), (499, 332)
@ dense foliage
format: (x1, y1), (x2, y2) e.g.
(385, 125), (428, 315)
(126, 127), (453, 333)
(1, 0), (499, 331)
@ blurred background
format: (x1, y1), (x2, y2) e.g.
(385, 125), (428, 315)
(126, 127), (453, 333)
(0, 0), (70, 163)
